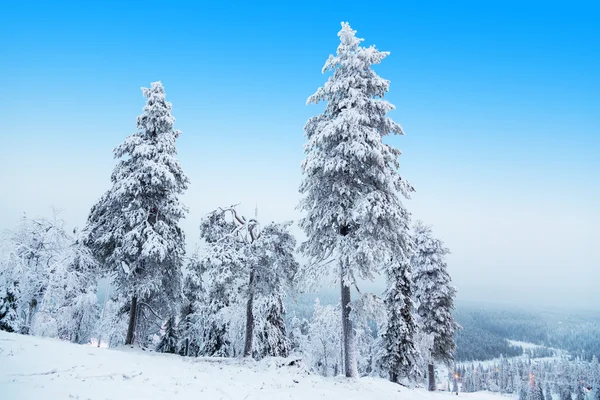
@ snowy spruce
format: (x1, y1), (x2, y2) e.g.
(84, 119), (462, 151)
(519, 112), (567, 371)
(84, 81), (189, 347)
(412, 220), (460, 390)
(298, 21), (415, 378)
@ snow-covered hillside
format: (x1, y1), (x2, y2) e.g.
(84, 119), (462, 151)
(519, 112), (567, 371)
(0, 331), (504, 400)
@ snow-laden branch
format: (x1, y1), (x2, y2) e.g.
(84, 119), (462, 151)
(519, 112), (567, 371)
(137, 301), (163, 322)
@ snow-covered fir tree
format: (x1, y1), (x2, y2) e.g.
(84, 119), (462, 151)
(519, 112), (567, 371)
(196, 206), (298, 359)
(196, 208), (244, 357)
(412, 220), (459, 390)
(247, 221), (298, 359)
(156, 315), (179, 354)
(575, 383), (585, 400)
(546, 382), (553, 400)
(0, 280), (19, 332)
(288, 315), (310, 355)
(298, 21), (414, 378)
(560, 387), (573, 400)
(379, 256), (422, 384)
(528, 378), (545, 400)
(253, 297), (290, 359)
(84, 81), (188, 346)
(520, 384), (530, 400)
(177, 259), (203, 356)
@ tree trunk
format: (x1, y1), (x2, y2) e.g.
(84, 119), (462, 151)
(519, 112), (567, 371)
(428, 363), (436, 391)
(243, 269), (255, 357)
(125, 295), (137, 345)
(341, 278), (358, 377)
(340, 326), (344, 376)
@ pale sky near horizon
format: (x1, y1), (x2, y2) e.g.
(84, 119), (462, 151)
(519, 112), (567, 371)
(1, 1), (598, 309)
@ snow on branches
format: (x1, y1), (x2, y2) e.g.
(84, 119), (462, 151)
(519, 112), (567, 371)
(84, 81), (188, 345)
(196, 205), (298, 359)
(298, 22), (414, 377)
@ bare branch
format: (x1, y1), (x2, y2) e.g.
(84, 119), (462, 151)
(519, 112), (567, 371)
(137, 301), (163, 321)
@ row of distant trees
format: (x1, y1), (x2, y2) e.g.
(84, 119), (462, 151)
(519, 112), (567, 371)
(454, 307), (600, 362)
(452, 355), (600, 400)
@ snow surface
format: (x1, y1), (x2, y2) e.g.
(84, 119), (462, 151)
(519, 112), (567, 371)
(0, 331), (509, 400)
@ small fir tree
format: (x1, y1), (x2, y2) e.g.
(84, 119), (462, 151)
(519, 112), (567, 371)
(412, 220), (459, 390)
(156, 316), (179, 354)
(379, 257), (422, 384)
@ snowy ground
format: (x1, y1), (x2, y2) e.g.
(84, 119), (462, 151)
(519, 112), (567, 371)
(0, 331), (510, 400)
(507, 340), (541, 349)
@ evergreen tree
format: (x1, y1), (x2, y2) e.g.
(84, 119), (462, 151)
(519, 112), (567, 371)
(520, 383), (529, 400)
(177, 268), (202, 357)
(247, 221), (299, 359)
(379, 257), (422, 384)
(0, 282), (20, 332)
(253, 297), (290, 359)
(546, 382), (553, 400)
(592, 356), (600, 389)
(298, 21), (413, 378)
(197, 207), (298, 359)
(560, 387), (573, 400)
(84, 82), (188, 345)
(412, 220), (459, 390)
(197, 209), (242, 357)
(575, 383), (585, 400)
(156, 316), (178, 354)
(529, 378), (545, 400)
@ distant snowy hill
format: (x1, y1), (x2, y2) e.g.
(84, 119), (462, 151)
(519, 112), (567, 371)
(0, 331), (505, 400)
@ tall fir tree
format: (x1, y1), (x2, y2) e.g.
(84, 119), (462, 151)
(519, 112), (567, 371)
(84, 82), (188, 345)
(412, 220), (459, 390)
(298, 21), (414, 378)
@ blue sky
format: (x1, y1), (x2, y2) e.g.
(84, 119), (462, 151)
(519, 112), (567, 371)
(1, 0), (598, 308)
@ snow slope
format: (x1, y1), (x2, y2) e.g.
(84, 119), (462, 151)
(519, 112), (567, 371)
(0, 331), (507, 400)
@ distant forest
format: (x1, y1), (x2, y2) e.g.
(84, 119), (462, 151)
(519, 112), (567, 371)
(454, 305), (600, 362)
(286, 295), (600, 364)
